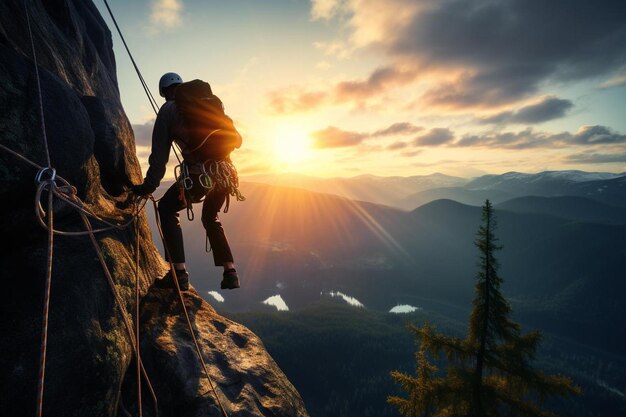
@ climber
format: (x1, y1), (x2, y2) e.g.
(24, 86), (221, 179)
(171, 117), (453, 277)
(132, 72), (242, 291)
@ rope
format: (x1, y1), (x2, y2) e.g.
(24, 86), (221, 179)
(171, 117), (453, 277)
(14, 2), (234, 414)
(35, 179), (54, 417)
(150, 197), (230, 417)
(23, 2), (54, 415)
(23, 0), (51, 169)
(99, 6), (236, 413)
(16, 2), (167, 414)
(101, 0), (158, 115)
(0, 143), (158, 415)
(134, 203), (143, 417)
(77, 210), (159, 415)
(1, 142), (145, 236)
(101, 0), (183, 165)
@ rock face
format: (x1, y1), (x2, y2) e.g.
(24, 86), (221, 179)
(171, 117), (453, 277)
(0, 1), (308, 416)
(122, 289), (308, 417)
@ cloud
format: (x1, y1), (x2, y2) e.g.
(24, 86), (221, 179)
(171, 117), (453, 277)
(267, 89), (328, 114)
(414, 128), (455, 146)
(571, 125), (626, 145)
(456, 129), (560, 149)
(313, 40), (354, 59)
(479, 96), (574, 125)
(373, 122), (423, 136)
(401, 150), (422, 158)
(132, 120), (155, 146)
(266, 65), (417, 114)
(149, 0), (183, 30)
(315, 0), (626, 109)
(455, 125), (626, 149)
(311, 126), (368, 148)
(564, 151), (626, 164)
(334, 66), (419, 101)
(310, 0), (344, 20)
(600, 68), (626, 88)
(387, 141), (408, 150)
(313, 123), (626, 151)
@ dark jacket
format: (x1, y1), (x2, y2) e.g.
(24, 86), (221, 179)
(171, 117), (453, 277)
(143, 100), (182, 190)
(142, 99), (240, 190)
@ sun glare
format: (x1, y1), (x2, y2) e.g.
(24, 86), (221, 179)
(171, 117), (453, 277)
(273, 127), (312, 165)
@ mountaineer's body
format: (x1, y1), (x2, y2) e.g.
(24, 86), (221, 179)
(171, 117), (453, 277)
(133, 72), (242, 291)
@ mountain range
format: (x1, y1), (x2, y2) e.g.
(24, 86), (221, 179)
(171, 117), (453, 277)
(243, 170), (626, 210)
(142, 170), (626, 415)
(148, 170), (626, 358)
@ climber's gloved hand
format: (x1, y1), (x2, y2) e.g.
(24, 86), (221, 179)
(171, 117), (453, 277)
(132, 182), (156, 197)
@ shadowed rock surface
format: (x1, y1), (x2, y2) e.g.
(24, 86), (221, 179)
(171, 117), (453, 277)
(122, 288), (308, 417)
(0, 1), (307, 416)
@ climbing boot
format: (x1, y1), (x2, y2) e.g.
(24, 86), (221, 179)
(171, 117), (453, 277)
(154, 268), (190, 291)
(220, 269), (240, 290)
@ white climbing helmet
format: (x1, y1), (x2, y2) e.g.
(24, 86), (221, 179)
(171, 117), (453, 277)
(158, 72), (183, 97)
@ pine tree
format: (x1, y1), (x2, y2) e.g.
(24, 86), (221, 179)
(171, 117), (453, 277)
(388, 323), (440, 417)
(390, 200), (580, 417)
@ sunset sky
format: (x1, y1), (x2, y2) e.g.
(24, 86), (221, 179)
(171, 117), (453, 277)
(96, 0), (626, 179)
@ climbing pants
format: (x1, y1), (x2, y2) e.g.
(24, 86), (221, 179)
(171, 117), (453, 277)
(157, 177), (234, 266)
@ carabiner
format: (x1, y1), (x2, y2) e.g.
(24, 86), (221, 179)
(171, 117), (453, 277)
(199, 173), (213, 189)
(35, 167), (56, 184)
(183, 176), (194, 190)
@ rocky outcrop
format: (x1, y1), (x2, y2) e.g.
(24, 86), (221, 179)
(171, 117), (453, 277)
(121, 289), (308, 417)
(0, 1), (307, 416)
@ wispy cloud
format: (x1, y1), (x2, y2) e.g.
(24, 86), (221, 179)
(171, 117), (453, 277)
(456, 125), (626, 149)
(310, 0), (344, 20)
(456, 129), (558, 149)
(571, 125), (626, 145)
(373, 122), (423, 136)
(478, 96), (574, 125)
(600, 68), (626, 89)
(149, 0), (183, 31)
(267, 88), (328, 114)
(565, 151), (626, 164)
(334, 66), (419, 101)
(414, 128), (455, 146)
(310, 123), (626, 151)
(386, 141), (408, 150)
(311, 126), (368, 148)
(267, 65), (418, 114)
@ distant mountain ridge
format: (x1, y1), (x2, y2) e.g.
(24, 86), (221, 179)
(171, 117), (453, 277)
(243, 172), (467, 208)
(243, 170), (626, 210)
(497, 196), (626, 224)
(400, 170), (626, 209)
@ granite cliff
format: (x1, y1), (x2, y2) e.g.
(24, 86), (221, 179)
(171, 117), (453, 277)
(0, 1), (308, 416)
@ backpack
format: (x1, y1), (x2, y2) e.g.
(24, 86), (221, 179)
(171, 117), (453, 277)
(174, 79), (242, 161)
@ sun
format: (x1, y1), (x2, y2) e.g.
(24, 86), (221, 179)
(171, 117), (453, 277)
(273, 127), (313, 164)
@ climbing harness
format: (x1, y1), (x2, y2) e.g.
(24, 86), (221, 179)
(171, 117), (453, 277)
(175, 159), (246, 221)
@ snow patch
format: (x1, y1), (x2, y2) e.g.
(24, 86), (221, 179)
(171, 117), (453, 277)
(597, 379), (625, 399)
(207, 291), (224, 303)
(263, 295), (289, 311)
(389, 304), (422, 313)
(328, 291), (364, 308)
